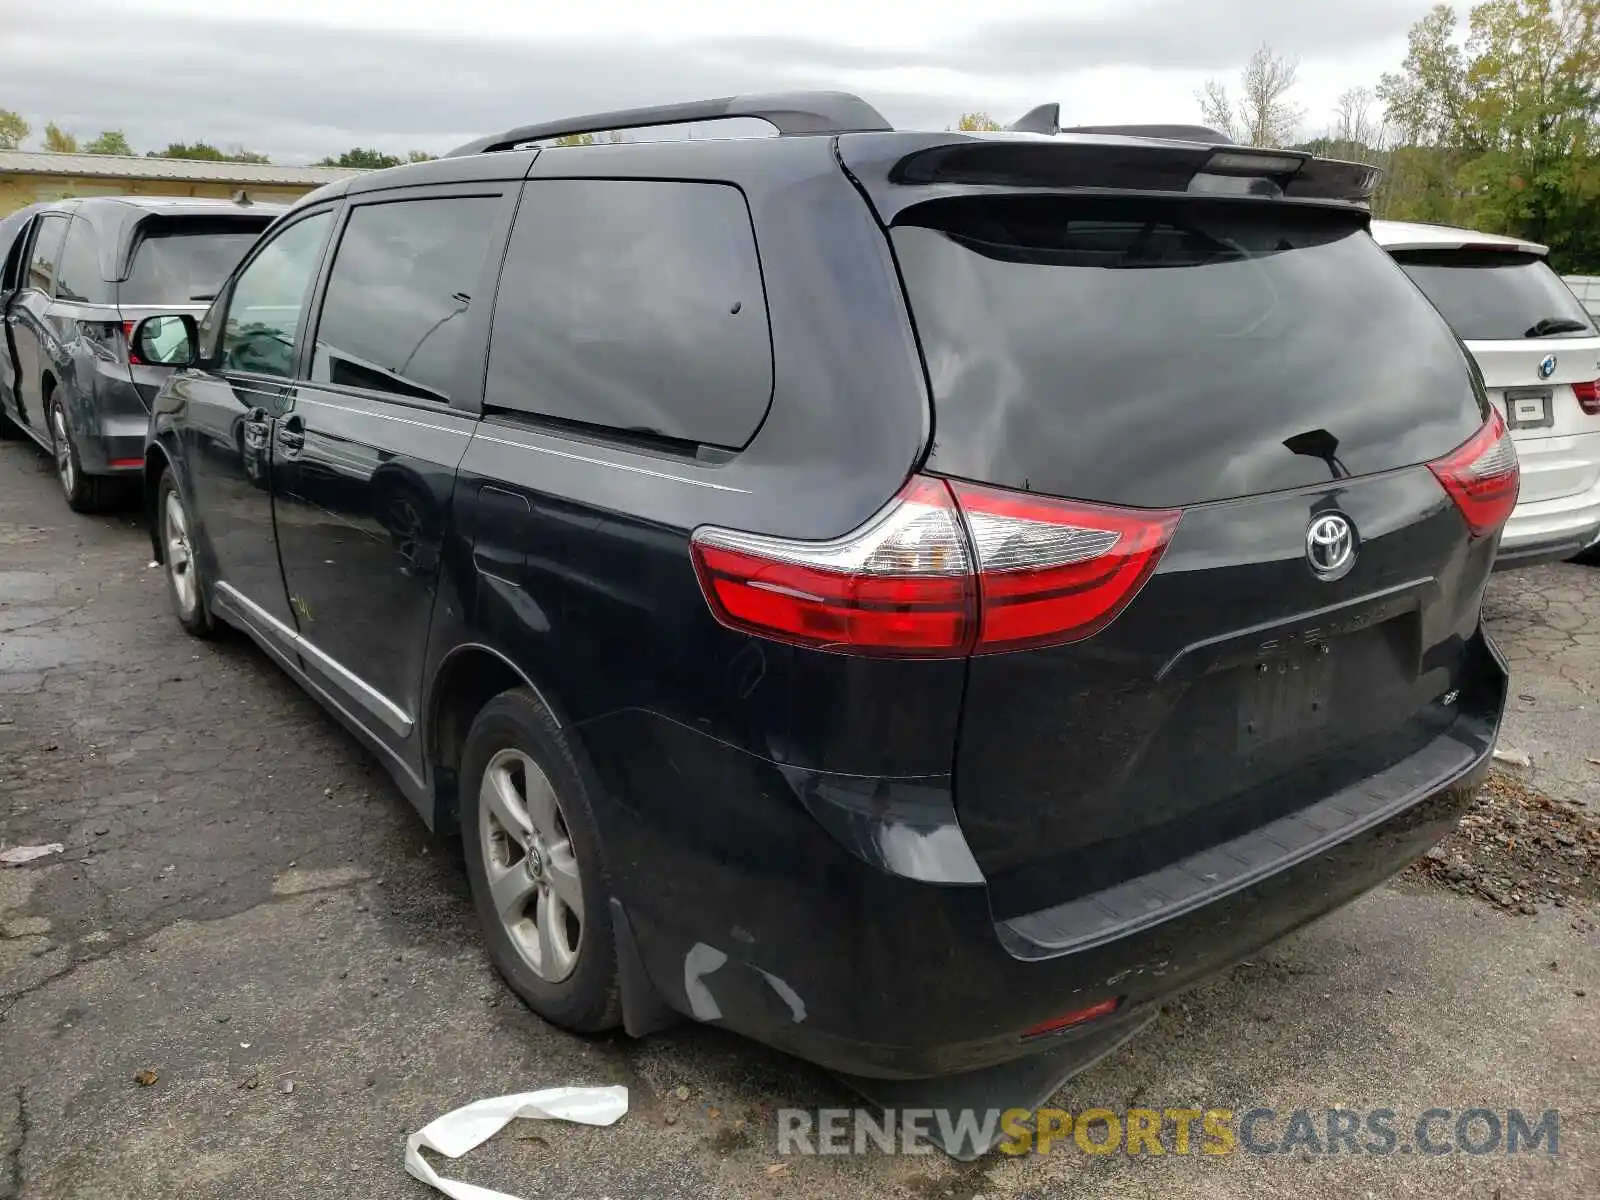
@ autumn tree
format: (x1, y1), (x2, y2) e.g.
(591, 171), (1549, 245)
(956, 112), (1003, 131)
(1379, 0), (1600, 269)
(551, 133), (595, 147)
(0, 110), (27, 150)
(43, 122), (77, 153)
(83, 130), (133, 156)
(1197, 44), (1305, 146)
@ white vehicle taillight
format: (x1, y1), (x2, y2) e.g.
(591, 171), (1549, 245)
(690, 476), (1180, 657)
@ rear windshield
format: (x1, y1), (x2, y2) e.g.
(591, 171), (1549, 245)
(1391, 250), (1598, 342)
(894, 195), (1486, 508)
(121, 220), (270, 306)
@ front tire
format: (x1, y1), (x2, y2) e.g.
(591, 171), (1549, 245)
(157, 468), (214, 637)
(48, 392), (117, 513)
(460, 688), (621, 1033)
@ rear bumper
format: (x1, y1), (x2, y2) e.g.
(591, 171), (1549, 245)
(591, 633), (1506, 1080)
(1498, 435), (1600, 566)
(67, 362), (155, 475)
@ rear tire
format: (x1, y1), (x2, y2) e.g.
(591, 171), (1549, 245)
(48, 391), (118, 514)
(460, 688), (621, 1033)
(157, 468), (215, 638)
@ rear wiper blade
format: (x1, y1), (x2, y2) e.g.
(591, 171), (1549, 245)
(1525, 317), (1592, 338)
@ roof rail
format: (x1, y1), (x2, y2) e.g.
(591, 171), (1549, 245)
(1004, 105), (1234, 145)
(446, 91), (893, 157)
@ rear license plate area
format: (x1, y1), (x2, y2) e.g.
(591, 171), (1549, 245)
(1503, 387), (1554, 431)
(1237, 645), (1334, 753)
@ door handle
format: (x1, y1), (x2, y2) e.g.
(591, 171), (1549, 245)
(277, 415), (305, 456)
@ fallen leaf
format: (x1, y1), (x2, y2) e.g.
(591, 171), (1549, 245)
(765, 1163), (790, 1177)
(133, 1069), (158, 1087)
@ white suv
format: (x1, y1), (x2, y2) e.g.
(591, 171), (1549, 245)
(1374, 220), (1600, 566)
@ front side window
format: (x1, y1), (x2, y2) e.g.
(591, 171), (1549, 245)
(54, 217), (109, 304)
(26, 214), (68, 294)
(220, 211), (332, 377)
(310, 196), (498, 403)
(484, 179), (772, 447)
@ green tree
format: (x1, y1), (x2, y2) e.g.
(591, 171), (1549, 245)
(83, 130), (133, 156)
(0, 110), (28, 150)
(43, 122), (77, 153)
(406, 150), (437, 162)
(551, 133), (595, 147)
(955, 112), (1003, 132)
(317, 148), (402, 169)
(1379, 0), (1600, 270)
(150, 142), (270, 164)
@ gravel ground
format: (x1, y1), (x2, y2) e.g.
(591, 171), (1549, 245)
(1, 436), (1596, 1200)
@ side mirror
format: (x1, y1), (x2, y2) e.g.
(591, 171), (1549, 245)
(131, 313), (199, 368)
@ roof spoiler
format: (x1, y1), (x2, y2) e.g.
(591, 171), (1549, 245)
(1006, 104), (1232, 145)
(447, 91), (892, 157)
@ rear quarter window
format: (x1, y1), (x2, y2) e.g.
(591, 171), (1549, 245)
(484, 179), (772, 448)
(54, 216), (110, 304)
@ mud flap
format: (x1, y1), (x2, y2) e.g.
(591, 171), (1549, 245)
(611, 898), (682, 1037)
(831, 1012), (1156, 1160)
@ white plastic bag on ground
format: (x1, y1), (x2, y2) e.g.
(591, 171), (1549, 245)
(405, 1086), (629, 1200)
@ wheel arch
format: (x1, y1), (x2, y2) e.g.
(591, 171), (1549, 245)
(425, 642), (555, 833)
(143, 440), (174, 562)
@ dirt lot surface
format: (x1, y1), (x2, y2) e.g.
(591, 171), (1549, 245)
(1, 437), (1596, 1199)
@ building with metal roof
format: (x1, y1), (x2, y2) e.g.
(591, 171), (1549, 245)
(0, 150), (361, 216)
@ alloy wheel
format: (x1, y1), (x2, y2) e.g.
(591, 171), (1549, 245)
(164, 491), (197, 616)
(51, 405), (74, 499)
(479, 747), (584, 982)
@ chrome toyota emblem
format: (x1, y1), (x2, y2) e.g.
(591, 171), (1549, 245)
(1306, 513), (1355, 580)
(1539, 354), (1557, 380)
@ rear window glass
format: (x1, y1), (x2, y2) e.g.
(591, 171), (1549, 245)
(1392, 251), (1597, 342)
(485, 179), (772, 448)
(122, 220), (270, 306)
(895, 195), (1485, 509)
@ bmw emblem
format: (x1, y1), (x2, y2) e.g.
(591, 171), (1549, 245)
(1306, 513), (1356, 581)
(1539, 354), (1557, 380)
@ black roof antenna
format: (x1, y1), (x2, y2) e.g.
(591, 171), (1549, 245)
(1007, 103), (1060, 136)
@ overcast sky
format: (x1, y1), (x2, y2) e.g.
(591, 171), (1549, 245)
(3, 0), (1432, 162)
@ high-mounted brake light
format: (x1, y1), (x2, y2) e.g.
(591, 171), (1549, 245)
(1427, 409), (1520, 538)
(690, 476), (1180, 657)
(1573, 379), (1600, 416)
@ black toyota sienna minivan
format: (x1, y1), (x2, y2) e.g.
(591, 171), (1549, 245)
(135, 93), (1513, 1107)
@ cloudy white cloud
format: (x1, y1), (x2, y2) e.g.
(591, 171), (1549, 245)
(2, 0), (1435, 162)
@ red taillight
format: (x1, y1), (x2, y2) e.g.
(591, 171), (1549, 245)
(1428, 409), (1520, 537)
(689, 476), (1180, 657)
(122, 320), (143, 365)
(1574, 379), (1600, 415)
(690, 477), (976, 657)
(1022, 997), (1121, 1039)
(951, 482), (1180, 653)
